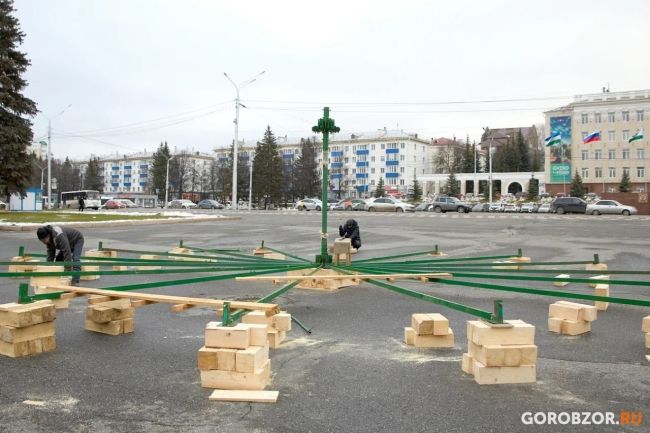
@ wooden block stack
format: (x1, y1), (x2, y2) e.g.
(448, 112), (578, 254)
(81, 249), (105, 281)
(137, 254), (162, 270)
(553, 274), (570, 287)
(643, 316), (650, 349)
(547, 301), (597, 335)
(30, 265), (72, 308)
(332, 239), (352, 266)
(286, 268), (357, 291)
(7, 256), (40, 273)
(0, 301), (57, 358)
(404, 313), (454, 348)
(85, 299), (135, 335)
(462, 319), (537, 385)
(200, 322), (271, 390)
(241, 310), (291, 348)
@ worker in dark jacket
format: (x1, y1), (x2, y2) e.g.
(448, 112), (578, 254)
(338, 219), (361, 251)
(36, 225), (85, 286)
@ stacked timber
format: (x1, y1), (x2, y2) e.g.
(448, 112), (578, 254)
(588, 275), (610, 311)
(85, 298), (135, 335)
(30, 265), (72, 308)
(7, 256), (40, 273)
(404, 313), (454, 348)
(0, 300), (57, 358)
(643, 316), (650, 349)
(241, 310), (291, 348)
(462, 319), (537, 385)
(199, 322), (271, 390)
(547, 301), (597, 335)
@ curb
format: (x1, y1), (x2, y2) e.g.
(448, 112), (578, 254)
(0, 215), (240, 232)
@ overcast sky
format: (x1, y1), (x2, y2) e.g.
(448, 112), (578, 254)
(14, 0), (650, 159)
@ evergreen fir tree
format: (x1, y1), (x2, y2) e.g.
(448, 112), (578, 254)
(515, 129), (530, 172)
(570, 170), (586, 197)
(374, 176), (385, 198)
(151, 141), (171, 201)
(252, 126), (283, 206)
(460, 135), (474, 173)
(412, 174), (422, 202)
(528, 176), (539, 199)
(0, 0), (38, 202)
(292, 137), (320, 199)
(446, 172), (460, 196)
(619, 171), (631, 193)
(85, 157), (102, 191)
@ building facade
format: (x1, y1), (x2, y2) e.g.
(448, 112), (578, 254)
(544, 89), (650, 194)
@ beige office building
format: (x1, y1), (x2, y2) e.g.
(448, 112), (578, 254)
(544, 89), (649, 194)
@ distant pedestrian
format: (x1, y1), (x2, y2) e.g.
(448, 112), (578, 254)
(78, 196), (85, 212)
(339, 219), (361, 251)
(36, 225), (85, 286)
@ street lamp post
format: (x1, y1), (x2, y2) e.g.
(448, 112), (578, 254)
(483, 128), (509, 204)
(43, 104), (72, 208)
(248, 151), (254, 211)
(224, 71), (265, 211)
(164, 155), (175, 208)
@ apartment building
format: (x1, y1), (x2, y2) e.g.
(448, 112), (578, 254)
(544, 89), (649, 194)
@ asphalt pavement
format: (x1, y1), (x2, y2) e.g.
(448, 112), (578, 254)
(1, 211), (649, 433)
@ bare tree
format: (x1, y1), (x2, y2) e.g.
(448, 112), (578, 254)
(433, 141), (463, 174)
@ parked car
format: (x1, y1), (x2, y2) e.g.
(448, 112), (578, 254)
(294, 198), (322, 211)
(365, 197), (415, 212)
(519, 203), (537, 213)
(415, 202), (433, 212)
(537, 203), (551, 213)
(550, 197), (587, 214)
(502, 203), (519, 213)
(429, 196), (472, 213)
(103, 199), (126, 209)
(351, 199), (367, 211)
(472, 203), (490, 212)
(488, 202), (503, 212)
(197, 199), (224, 209)
(586, 200), (637, 216)
(115, 199), (138, 208)
(169, 199), (197, 209)
(333, 198), (366, 211)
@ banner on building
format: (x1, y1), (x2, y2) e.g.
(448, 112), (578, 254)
(549, 116), (572, 183)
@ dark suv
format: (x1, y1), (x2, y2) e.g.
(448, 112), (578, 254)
(429, 196), (472, 213)
(550, 197), (587, 214)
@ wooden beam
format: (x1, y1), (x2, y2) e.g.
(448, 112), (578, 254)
(45, 285), (279, 314)
(208, 389), (278, 403)
(170, 303), (196, 313)
(236, 273), (452, 282)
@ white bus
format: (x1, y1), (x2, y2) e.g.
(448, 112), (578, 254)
(60, 190), (101, 209)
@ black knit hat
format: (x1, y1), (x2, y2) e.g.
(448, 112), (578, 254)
(36, 227), (49, 240)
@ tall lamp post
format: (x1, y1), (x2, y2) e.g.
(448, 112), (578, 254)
(248, 151), (254, 211)
(43, 104), (72, 208)
(223, 70), (265, 210)
(483, 128), (509, 204)
(164, 155), (176, 208)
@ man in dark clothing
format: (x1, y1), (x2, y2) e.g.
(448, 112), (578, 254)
(78, 196), (85, 212)
(338, 219), (361, 250)
(36, 225), (85, 286)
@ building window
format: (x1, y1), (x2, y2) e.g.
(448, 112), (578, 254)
(581, 168), (588, 178)
(581, 113), (588, 123)
(637, 110), (644, 121)
(380, 156), (385, 162)
(380, 168), (385, 174)
(400, 142), (405, 149)
(608, 131), (615, 142)
(400, 179), (405, 185)
(594, 150), (602, 160)
(581, 150), (589, 160)
(381, 143), (385, 150)
(595, 167), (603, 178)
(594, 112), (602, 123)
(637, 148), (645, 160)
(623, 167), (630, 176)
(608, 149), (616, 159)
(622, 130), (629, 141)
(400, 155), (405, 161)
(371, 144), (375, 150)
(622, 111), (629, 122)
(400, 167), (405, 173)
(371, 168), (375, 174)
(608, 112), (615, 122)
(637, 167), (645, 178)
(608, 167), (616, 178)
(622, 149), (630, 160)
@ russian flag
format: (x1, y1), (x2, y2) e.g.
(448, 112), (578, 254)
(583, 131), (601, 144)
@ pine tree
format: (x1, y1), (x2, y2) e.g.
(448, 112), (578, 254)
(293, 137), (320, 199)
(570, 170), (586, 197)
(0, 0), (38, 202)
(252, 126), (283, 207)
(446, 172), (460, 196)
(528, 176), (539, 199)
(374, 176), (385, 198)
(515, 129), (530, 172)
(151, 141), (171, 201)
(85, 157), (102, 191)
(412, 174), (422, 202)
(460, 135), (474, 173)
(619, 171), (631, 193)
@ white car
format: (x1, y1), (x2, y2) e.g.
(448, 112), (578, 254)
(488, 202), (502, 212)
(169, 199), (197, 209)
(520, 203), (536, 213)
(586, 200), (637, 216)
(365, 197), (415, 212)
(294, 198), (322, 211)
(537, 203), (551, 213)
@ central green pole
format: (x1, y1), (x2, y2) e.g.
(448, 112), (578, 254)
(312, 107), (340, 264)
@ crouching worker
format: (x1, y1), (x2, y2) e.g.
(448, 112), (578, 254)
(338, 219), (361, 252)
(36, 225), (85, 286)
